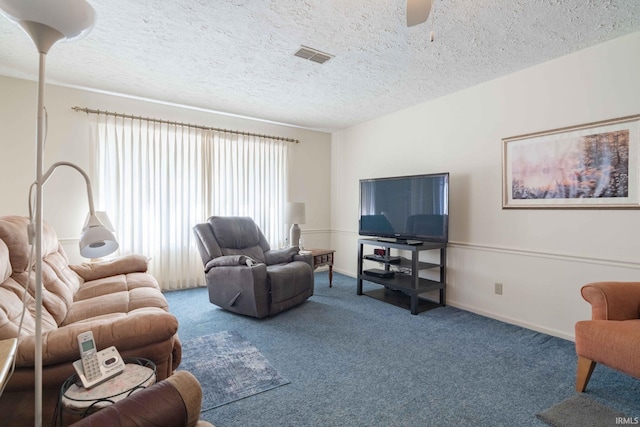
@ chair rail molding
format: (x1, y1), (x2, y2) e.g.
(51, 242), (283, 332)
(300, 228), (331, 235)
(448, 241), (640, 270)
(329, 229), (640, 270)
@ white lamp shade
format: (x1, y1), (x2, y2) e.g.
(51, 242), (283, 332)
(80, 212), (118, 258)
(0, 0), (95, 39)
(0, 0), (94, 53)
(285, 202), (306, 224)
(83, 211), (115, 232)
(80, 225), (118, 258)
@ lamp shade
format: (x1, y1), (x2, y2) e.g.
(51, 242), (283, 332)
(0, 0), (95, 52)
(80, 213), (119, 258)
(80, 225), (118, 258)
(83, 211), (115, 232)
(0, 0), (95, 38)
(285, 202), (305, 224)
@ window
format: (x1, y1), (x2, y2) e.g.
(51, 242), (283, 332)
(91, 115), (289, 290)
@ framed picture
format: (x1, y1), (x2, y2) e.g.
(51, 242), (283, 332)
(502, 114), (640, 209)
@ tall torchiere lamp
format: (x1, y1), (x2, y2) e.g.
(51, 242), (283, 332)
(285, 202), (306, 248)
(0, 1), (100, 426)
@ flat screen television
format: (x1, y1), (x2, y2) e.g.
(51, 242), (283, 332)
(359, 172), (449, 243)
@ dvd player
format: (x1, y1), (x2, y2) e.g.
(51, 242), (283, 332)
(364, 268), (395, 278)
(364, 254), (402, 264)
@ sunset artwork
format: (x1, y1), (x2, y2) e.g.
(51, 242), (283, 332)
(510, 130), (630, 200)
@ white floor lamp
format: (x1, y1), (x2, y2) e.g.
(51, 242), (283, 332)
(0, 1), (97, 426)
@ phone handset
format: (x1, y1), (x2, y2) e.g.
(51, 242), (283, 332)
(73, 331), (125, 389)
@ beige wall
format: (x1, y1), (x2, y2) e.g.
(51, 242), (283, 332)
(330, 32), (640, 340)
(0, 77), (332, 263)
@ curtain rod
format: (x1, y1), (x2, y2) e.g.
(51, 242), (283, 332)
(71, 106), (300, 144)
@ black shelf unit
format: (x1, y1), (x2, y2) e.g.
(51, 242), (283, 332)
(357, 238), (447, 315)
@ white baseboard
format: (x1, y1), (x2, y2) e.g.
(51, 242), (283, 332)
(445, 300), (575, 342)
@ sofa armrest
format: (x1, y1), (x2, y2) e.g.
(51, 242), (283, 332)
(69, 255), (149, 281)
(581, 282), (640, 321)
(15, 309), (179, 366)
(70, 371), (214, 427)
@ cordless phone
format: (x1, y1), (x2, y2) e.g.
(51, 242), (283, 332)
(72, 331), (125, 389)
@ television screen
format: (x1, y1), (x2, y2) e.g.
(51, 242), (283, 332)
(359, 173), (449, 243)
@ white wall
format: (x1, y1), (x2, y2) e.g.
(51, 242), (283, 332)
(3, 33), (639, 339)
(0, 77), (332, 263)
(330, 32), (640, 340)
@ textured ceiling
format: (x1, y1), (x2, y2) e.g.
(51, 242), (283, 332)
(1, 0), (639, 132)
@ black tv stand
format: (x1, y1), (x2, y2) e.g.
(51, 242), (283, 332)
(399, 240), (423, 246)
(357, 238), (447, 315)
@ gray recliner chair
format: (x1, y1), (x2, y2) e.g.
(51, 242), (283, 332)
(193, 216), (314, 318)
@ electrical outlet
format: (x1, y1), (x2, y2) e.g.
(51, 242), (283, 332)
(494, 283), (503, 295)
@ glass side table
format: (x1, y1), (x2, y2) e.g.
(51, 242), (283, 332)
(54, 357), (156, 426)
(0, 338), (17, 395)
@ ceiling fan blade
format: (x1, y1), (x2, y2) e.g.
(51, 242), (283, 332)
(406, 0), (433, 27)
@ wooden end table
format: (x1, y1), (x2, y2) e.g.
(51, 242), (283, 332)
(309, 249), (336, 287)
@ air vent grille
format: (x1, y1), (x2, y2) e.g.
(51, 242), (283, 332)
(294, 46), (334, 64)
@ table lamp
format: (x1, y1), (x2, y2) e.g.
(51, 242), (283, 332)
(285, 202), (305, 248)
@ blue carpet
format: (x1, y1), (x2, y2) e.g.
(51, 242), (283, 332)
(165, 272), (640, 427)
(179, 331), (290, 411)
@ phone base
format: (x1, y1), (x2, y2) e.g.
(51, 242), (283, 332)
(72, 346), (125, 389)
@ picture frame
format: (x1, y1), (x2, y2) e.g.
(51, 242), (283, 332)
(502, 114), (640, 209)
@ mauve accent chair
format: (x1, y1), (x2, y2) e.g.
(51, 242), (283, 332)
(70, 370), (214, 427)
(574, 281), (640, 392)
(193, 216), (314, 318)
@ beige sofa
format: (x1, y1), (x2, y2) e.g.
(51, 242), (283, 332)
(0, 215), (181, 425)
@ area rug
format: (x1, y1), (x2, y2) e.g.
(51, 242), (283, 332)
(536, 394), (627, 427)
(179, 330), (290, 411)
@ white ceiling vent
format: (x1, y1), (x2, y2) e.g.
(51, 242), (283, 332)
(294, 46), (334, 64)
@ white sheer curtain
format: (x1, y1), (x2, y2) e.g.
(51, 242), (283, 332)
(90, 114), (289, 290)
